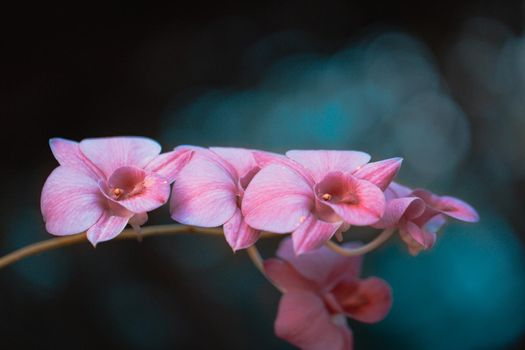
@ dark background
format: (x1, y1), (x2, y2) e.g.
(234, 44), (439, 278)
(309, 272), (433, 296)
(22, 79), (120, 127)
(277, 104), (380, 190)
(1, 1), (525, 349)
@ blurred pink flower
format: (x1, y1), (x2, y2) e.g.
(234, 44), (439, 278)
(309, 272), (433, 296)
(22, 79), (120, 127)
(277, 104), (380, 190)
(374, 182), (479, 255)
(41, 137), (192, 246)
(243, 150), (402, 254)
(264, 238), (392, 350)
(170, 147), (263, 251)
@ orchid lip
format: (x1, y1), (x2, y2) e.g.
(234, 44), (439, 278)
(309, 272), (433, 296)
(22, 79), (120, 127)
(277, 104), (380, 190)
(315, 171), (359, 205)
(98, 166), (148, 202)
(314, 200), (343, 223)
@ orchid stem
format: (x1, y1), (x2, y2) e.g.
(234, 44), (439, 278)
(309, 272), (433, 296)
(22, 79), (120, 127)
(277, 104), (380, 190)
(246, 245), (264, 273)
(0, 225), (395, 270)
(246, 244), (285, 293)
(0, 224), (275, 270)
(326, 228), (396, 256)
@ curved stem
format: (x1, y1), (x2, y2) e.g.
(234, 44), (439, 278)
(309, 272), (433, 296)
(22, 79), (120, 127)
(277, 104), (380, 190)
(246, 245), (264, 274)
(0, 224), (395, 270)
(246, 245), (284, 293)
(325, 228), (396, 256)
(0, 224), (277, 270)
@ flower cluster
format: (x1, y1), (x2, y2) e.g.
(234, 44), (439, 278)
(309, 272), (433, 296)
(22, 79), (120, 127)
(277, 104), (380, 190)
(40, 136), (479, 350)
(170, 146), (478, 255)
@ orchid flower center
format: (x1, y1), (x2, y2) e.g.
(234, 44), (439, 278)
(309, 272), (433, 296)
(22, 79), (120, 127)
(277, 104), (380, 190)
(106, 166), (147, 201)
(313, 171), (360, 222)
(112, 187), (124, 199)
(315, 172), (359, 205)
(321, 193), (332, 201)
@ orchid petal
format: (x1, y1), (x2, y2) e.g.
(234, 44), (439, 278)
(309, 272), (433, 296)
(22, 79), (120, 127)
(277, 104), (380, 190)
(49, 138), (104, 179)
(79, 137), (161, 178)
(223, 209), (261, 251)
(435, 196), (479, 222)
(264, 259), (317, 291)
(373, 197), (425, 228)
(252, 150), (290, 168)
(49, 138), (81, 166)
(275, 291), (349, 350)
(412, 189), (479, 222)
(183, 146), (239, 176)
(210, 147), (257, 178)
(353, 157), (403, 191)
(41, 166), (104, 235)
(411, 189), (440, 206)
(277, 237), (362, 289)
(286, 150), (371, 182)
(86, 211), (130, 246)
(170, 151), (237, 227)
(333, 277), (393, 323)
(387, 182), (413, 198)
(144, 148), (193, 183)
(292, 215), (342, 255)
(403, 220), (430, 247)
(242, 164), (314, 233)
(399, 221), (436, 255)
(252, 151), (315, 185)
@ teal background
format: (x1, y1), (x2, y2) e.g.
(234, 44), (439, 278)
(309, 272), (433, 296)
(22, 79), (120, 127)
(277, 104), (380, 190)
(1, 1), (525, 349)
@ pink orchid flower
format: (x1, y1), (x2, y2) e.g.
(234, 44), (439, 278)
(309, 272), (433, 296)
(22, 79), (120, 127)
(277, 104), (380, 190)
(264, 238), (392, 350)
(41, 137), (192, 246)
(242, 150), (402, 254)
(374, 182), (479, 255)
(170, 147), (263, 251)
